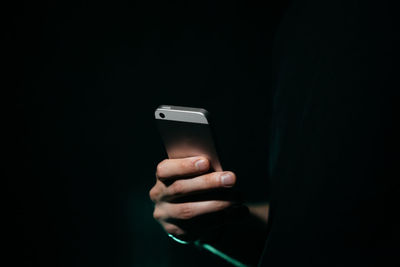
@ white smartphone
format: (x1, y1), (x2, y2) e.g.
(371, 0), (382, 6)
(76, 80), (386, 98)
(155, 105), (223, 172)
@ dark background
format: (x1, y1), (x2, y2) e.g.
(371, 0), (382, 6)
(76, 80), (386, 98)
(10, 1), (289, 266)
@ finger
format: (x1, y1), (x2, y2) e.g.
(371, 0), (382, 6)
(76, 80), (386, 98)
(163, 171), (236, 199)
(149, 179), (169, 203)
(159, 221), (186, 236)
(156, 156), (210, 179)
(155, 200), (233, 220)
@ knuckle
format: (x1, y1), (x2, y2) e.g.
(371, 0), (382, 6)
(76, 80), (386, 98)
(170, 180), (185, 196)
(149, 185), (161, 202)
(179, 159), (191, 170)
(163, 224), (185, 236)
(153, 207), (163, 220)
(149, 188), (156, 201)
(178, 203), (194, 220)
(156, 159), (168, 177)
(164, 224), (179, 235)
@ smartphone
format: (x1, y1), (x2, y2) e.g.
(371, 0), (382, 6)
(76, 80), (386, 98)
(155, 105), (223, 172)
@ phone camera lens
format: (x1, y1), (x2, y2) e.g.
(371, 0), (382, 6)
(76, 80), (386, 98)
(159, 113), (165, 118)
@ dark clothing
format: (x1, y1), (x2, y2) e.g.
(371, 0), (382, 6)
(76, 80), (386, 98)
(260, 1), (400, 266)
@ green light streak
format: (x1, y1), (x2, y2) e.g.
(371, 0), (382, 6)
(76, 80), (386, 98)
(196, 241), (248, 267)
(167, 234), (248, 267)
(167, 234), (191, 245)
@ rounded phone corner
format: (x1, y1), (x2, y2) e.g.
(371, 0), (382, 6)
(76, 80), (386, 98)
(154, 105), (210, 124)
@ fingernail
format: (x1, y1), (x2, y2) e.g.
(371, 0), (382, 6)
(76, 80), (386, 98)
(195, 159), (208, 171)
(221, 173), (235, 187)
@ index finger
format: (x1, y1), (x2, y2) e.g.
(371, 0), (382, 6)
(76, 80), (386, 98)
(156, 156), (210, 180)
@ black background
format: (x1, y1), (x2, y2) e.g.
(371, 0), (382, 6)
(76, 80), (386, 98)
(10, 1), (288, 266)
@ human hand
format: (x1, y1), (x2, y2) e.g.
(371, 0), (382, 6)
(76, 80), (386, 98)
(149, 156), (242, 241)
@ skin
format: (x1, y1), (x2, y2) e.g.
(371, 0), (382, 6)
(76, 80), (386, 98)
(149, 155), (269, 240)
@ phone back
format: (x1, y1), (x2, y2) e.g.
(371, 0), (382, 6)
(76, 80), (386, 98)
(155, 105), (222, 172)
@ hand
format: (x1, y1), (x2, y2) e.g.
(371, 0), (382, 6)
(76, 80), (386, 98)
(149, 156), (241, 241)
